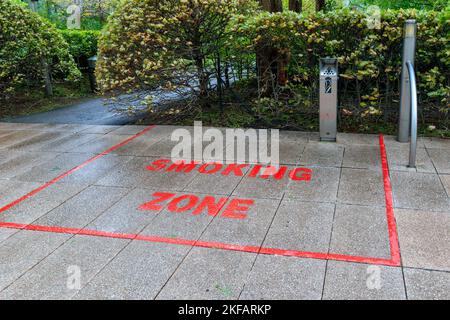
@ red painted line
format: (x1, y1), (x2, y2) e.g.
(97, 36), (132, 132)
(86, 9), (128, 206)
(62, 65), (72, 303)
(379, 134), (401, 266)
(0, 128), (401, 267)
(0, 125), (156, 214)
(0, 221), (398, 266)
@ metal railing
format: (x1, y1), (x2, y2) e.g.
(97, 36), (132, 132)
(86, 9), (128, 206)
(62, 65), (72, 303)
(406, 61), (418, 168)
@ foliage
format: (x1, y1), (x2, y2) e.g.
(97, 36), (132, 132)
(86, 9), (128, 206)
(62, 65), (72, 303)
(97, 1), (448, 131)
(96, 0), (259, 108)
(230, 8), (449, 128)
(347, 0), (450, 11)
(60, 30), (100, 60)
(21, 0), (118, 30)
(0, 0), (81, 101)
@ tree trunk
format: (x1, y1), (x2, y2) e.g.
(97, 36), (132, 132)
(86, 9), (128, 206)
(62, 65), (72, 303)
(289, 0), (302, 12)
(316, 0), (326, 11)
(259, 0), (283, 12)
(258, 0), (286, 96)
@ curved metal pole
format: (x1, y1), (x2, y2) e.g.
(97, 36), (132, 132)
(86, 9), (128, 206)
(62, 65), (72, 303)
(406, 61), (417, 168)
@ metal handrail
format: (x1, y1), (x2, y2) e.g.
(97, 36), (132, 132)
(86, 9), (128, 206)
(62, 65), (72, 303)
(406, 61), (417, 168)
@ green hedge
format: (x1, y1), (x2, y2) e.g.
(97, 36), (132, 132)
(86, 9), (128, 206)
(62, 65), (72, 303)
(230, 9), (449, 120)
(0, 0), (80, 100)
(60, 30), (100, 61)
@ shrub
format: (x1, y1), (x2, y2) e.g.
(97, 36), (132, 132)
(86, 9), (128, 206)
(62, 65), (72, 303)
(98, 2), (448, 130)
(0, 0), (81, 100)
(60, 30), (100, 60)
(96, 0), (259, 107)
(231, 8), (449, 122)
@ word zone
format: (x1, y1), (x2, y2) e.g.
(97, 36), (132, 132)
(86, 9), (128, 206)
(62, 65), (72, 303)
(139, 159), (314, 220)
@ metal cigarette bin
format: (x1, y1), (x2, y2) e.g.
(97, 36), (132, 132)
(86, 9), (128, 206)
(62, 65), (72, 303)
(88, 56), (98, 93)
(319, 58), (339, 142)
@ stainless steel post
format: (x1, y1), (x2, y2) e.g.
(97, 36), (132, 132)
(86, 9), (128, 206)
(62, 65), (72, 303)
(398, 20), (417, 142)
(406, 61), (418, 168)
(319, 58), (338, 142)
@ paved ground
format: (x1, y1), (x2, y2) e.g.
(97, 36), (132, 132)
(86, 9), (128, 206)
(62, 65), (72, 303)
(0, 122), (449, 300)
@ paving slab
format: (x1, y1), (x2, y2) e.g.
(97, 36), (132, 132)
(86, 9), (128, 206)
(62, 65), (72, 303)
(14, 153), (94, 183)
(336, 133), (380, 146)
(109, 125), (151, 135)
(277, 130), (311, 142)
(0, 229), (18, 243)
(0, 179), (41, 208)
(17, 123), (85, 132)
(383, 135), (426, 149)
(157, 247), (256, 300)
(0, 235), (129, 300)
(199, 198), (280, 247)
(111, 134), (163, 156)
(0, 122), (34, 130)
(299, 142), (344, 167)
(329, 204), (390, 259)
(0, 150), (29, 166)
(75, 241), (189, 300)
(0, 151), (60, 180)
(390, 171), (450, 212)
(232, 168), (291, 200)
(396, 209), (450, 271)
(263, 200), (334, 253)
(0, 130), (16, 139)
(404, 268), (450, 300)
(86, 188), (162, 234)
(386, 147), (435, 173)
(39, 133), (105, 153)
(67, 134), (134, 154)
(139, 137), (184, 158)
(0, 182), (88, 224)
(79, 125), (121, 135)
(427, 148), (450, 174)
(322, 261), (406, 300)
(423, 137), (450, 149)
(271, 139), (305, 165)
(56, 154), (133, 186)
(240, 255), (326, 300)
(6, 131), (71, 151)
(140, 193), (216, 240)
(0, 230), (71, 291)
(285, 166), (341, 203)
(343, 145), (381, 170)
(15, 123), (72, 132)
(136, 125), (182, 141)
(0, 130), (51, 149)
(183, 165), (248, 195)
(96, 156), (196, 191)
(337, 168), (385, 206)
(35, 186), (130, 229)
(94, 156), (152, 188)
(440, 174), (450, 197)
(54, 124), (93, 133)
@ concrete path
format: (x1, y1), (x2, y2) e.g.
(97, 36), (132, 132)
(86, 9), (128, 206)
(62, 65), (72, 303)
(0, 122), (448, 300)
(2, 97), (147, 125)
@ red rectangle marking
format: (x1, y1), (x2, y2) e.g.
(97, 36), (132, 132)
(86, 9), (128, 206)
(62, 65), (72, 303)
(0, 126), (401, 267)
